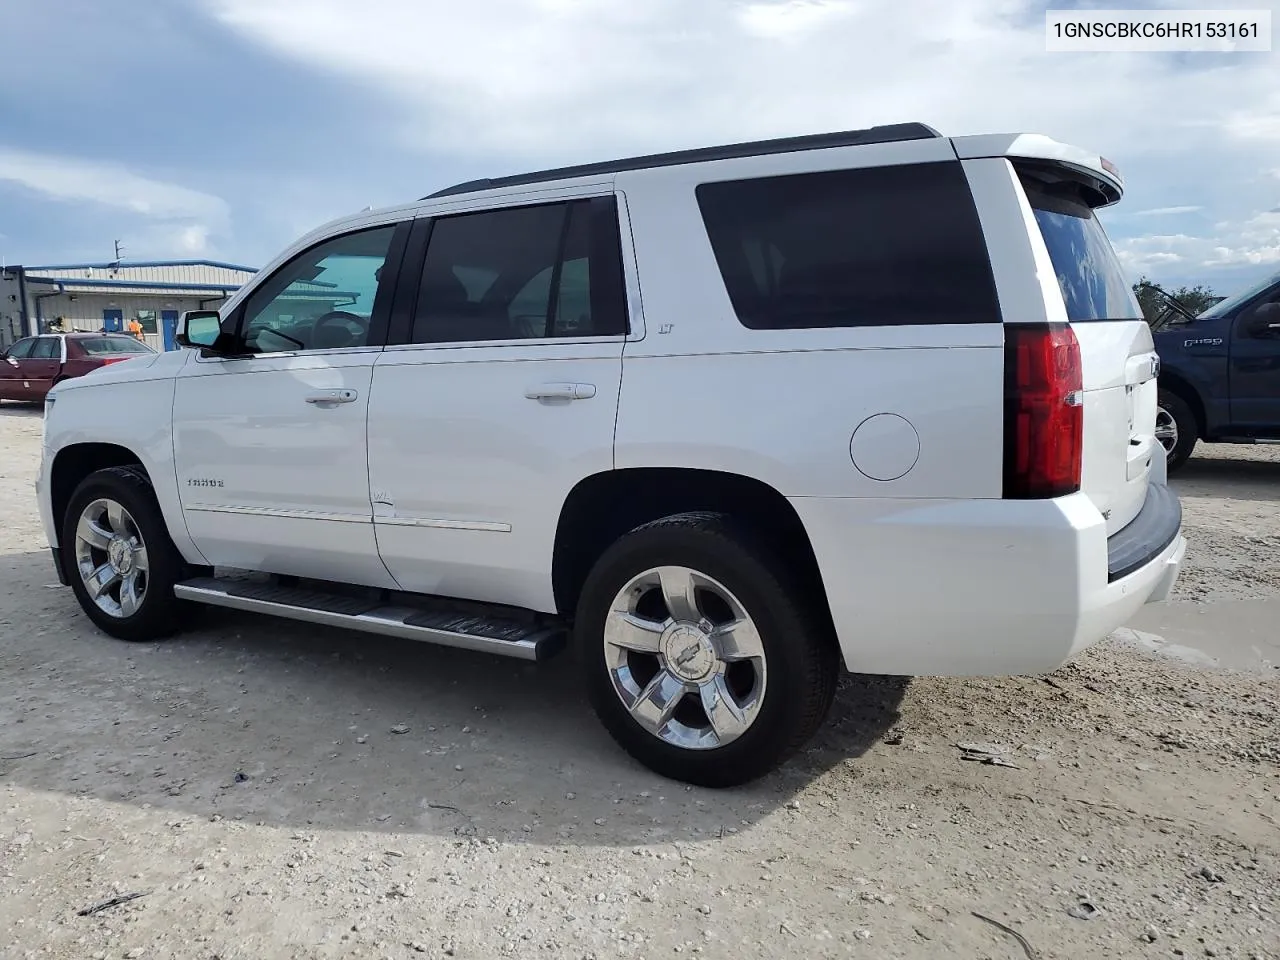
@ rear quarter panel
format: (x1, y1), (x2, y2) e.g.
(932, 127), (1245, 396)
(612, 142), (1006, 500)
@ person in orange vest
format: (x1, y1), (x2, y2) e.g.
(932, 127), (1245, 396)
(127, 317), (145, 341)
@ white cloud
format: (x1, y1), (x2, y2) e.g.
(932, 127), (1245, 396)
(1117, 211), (1280, 274)
(0, 148), (228, 225)
(196, 0), (1279, 279)
(0, 147), (230, 259)
(1203, 210), (1280, 268)
(1134, 206), (1203, 217)
(175, 224), (212, 254)
(1224, 91), (1280, 142)
(201, 0), (1277, 163)
(739, 0), (858, 40)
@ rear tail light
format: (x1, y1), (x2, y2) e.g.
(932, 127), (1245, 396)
(98, 357), (129, 365)
(1003, 323), (1083, 499)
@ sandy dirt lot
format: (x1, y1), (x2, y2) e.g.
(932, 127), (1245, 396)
(1, 403), (1276, 960)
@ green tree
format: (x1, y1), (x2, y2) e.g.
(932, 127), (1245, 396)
(1132, 275), (1220, 323)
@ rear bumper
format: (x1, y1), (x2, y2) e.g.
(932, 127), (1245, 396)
(791, 485), (1185, 677)
(1107, 481), (1181, 582)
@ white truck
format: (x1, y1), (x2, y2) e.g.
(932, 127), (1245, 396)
(36, 123), (1186, 786)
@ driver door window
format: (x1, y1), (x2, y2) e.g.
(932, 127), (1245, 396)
(239, 225), (398, 354)
(5, 338), (36, 360)
(1236, 293), (1280, 341)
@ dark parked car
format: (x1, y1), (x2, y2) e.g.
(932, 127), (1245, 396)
(0, 333), (156, 403)
(1151, 270), (1280, 470)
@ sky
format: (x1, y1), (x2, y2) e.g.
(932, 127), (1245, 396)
(0, 0), (1277, 298)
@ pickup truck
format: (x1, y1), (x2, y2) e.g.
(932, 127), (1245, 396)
(1151, 270), (1280, 470)
(0, 333), (156, 403)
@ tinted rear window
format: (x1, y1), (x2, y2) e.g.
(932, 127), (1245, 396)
(77, 337), (155, 355)
(1020, 173), (1141, 322)
(695, 161), (1000, 329)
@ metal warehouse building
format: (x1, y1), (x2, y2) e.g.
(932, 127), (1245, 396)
(2, 260), (257, 352)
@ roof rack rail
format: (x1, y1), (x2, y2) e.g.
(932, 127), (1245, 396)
(422, 122), (943, 200)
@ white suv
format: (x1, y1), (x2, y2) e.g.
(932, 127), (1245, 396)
(36, 122), (1186, 786)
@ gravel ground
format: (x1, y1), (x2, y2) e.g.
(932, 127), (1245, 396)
(1, 403), (1276, 960)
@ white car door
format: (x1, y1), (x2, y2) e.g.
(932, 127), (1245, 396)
(366, 193), (633, 612)
(172, 221), (410, 588)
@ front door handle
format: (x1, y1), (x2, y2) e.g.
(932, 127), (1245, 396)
(524, 382), (596, 402)
(304, 389), (358, 405)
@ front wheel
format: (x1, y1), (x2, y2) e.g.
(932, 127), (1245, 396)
(1156, 389), (1198, 472)
(61, 465), (192, 641)
(575, 512), (837, 787)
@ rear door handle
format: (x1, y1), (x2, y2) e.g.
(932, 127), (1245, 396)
(304, 389), (358, 405)
(524, 382), (596, 401)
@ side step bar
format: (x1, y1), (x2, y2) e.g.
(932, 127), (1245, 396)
(173, 577), (565, 661)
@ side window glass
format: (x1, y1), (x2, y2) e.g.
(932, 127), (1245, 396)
(6, 338), (36, 359)
(411, 197), (629, 344)
(239, 225), (398, 354)
(696, 162), (1001, 329)
(31, 337), (59, 359)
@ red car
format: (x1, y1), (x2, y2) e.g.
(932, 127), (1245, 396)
(0, 333), (157, 402)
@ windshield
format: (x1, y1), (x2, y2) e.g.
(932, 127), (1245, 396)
(1198, 269), (1280, 319)
(77, 336), (155, 355)
(1019, 174), (1142, 322)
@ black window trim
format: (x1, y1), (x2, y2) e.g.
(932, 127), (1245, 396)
(387, 193), (633, 349)
(213, 220), (413, 358)
(543, 205), (575, 339)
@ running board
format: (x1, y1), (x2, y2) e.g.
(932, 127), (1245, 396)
(1214, 437), (1280, 445)
(172, 577), (564, 661)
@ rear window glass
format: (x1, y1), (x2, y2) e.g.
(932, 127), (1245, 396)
(77, 337), (155, 355)
(1020, 174), (1141, 322)
(695, 161), (1001, 329)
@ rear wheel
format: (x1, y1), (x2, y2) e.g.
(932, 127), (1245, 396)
(61, 465), (192, 641)
(575, 512), (837, 787)
(1156, 389), (1198, 472)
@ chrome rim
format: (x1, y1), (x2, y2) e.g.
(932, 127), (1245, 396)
(603, 566), (767, 751)
(74, 498), (149, 619)
(1155, 405), (1178, 455)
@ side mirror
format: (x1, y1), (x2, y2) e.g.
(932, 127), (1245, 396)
(1256, 301), (1280, 322)
(175, 310), (222, 349)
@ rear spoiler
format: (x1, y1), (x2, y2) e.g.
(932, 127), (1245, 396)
(950, 133), (1124, 207)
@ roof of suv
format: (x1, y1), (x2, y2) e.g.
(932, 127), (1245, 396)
(422, 122), (943, 200)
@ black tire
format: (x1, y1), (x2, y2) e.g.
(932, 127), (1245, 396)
(61, 465), (192, 642)
(575, 511), (838, 788)
(1157, 389), (1198, 473)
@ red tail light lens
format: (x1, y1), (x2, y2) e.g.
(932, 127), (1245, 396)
(98, 357), (129, 365)
(1003, 323), (1083, 499)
